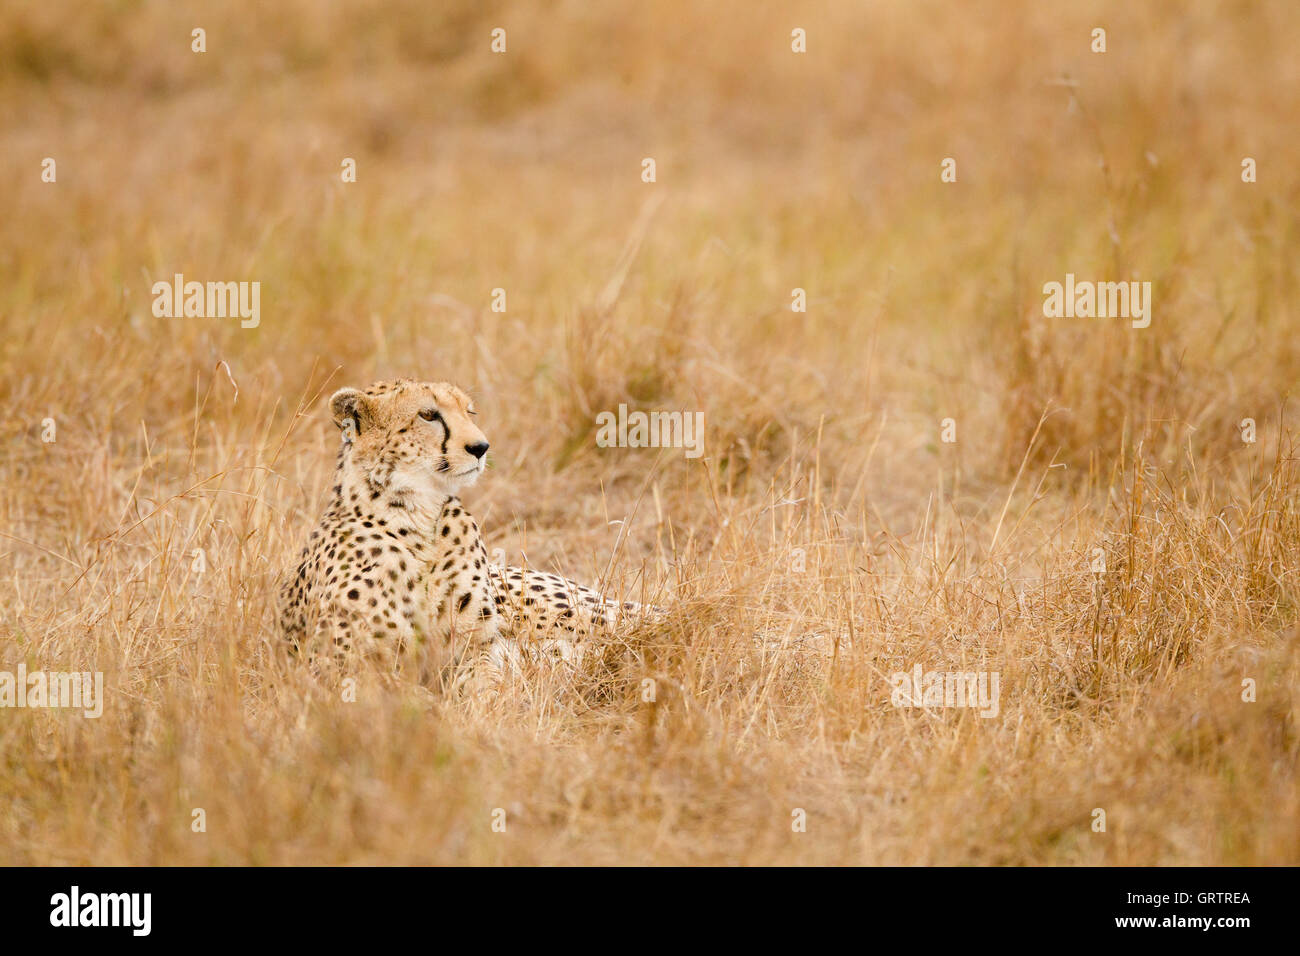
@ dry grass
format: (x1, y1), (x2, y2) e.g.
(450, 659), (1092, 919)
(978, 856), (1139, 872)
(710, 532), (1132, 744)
(1, 0), (1297, 865)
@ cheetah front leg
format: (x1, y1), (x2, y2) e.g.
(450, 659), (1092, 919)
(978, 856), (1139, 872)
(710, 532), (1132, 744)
(422, 511), (507, 693)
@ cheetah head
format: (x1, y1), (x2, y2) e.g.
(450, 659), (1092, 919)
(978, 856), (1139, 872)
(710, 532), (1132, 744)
(329, 379), (489, 501)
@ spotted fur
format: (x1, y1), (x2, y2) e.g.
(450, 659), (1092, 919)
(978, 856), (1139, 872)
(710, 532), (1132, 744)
(277, 380), (497, 680)
(277, 378), (653, 683)
(487, 565), (650, 664)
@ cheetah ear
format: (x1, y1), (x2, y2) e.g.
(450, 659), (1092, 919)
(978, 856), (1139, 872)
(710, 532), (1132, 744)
(329, 387), (374, 438)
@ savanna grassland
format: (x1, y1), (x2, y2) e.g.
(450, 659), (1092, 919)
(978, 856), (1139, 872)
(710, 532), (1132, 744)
(1, 0), (1298, 865)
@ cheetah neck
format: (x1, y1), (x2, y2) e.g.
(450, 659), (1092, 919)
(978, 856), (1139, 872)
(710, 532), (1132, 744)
(334, 446), (448, 529)
(330, 456), (470, 571)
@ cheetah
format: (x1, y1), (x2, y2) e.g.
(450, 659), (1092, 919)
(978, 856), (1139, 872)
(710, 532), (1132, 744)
(277, 378), (653, 684)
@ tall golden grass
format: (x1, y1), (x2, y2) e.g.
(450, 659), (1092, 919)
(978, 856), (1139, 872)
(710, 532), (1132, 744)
(0, 0), (1296, 864)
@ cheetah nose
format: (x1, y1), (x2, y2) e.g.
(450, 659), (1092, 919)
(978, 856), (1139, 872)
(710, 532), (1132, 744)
(465, 441), (489, 459)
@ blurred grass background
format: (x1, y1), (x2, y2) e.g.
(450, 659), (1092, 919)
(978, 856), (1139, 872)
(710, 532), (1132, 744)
(0, 0), (1296, 864)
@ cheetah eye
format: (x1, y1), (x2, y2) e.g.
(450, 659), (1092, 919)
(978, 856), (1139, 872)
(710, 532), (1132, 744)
(419, 408), (439, 422)
(467, 408), (477, 417)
